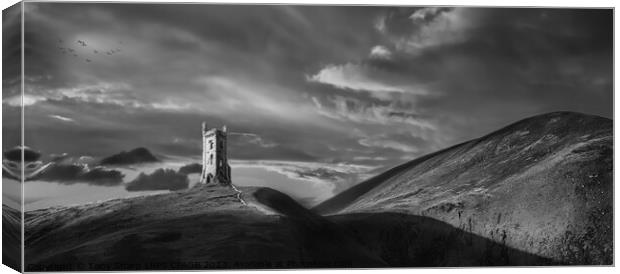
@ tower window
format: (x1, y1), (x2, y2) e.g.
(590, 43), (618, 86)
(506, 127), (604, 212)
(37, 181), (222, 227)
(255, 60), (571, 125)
(210, 141), (213, 149)
(209, 154), (213, 165)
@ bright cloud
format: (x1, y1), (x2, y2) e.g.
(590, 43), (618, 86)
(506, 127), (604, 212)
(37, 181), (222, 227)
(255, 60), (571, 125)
(49, 114), (75, 123)
(307, 63), (426, 98)
(369, 45), (392, 59)
(409, 7), (446, 21)
(397, 8), (473, 53)
(3, 94), (47, 107)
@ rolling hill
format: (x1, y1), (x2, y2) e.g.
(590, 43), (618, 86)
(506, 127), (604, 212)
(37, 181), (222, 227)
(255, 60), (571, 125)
(314, 111), (613, 265)
(21, 183), (553, 270)
(23, 184), (385, 271)
(13, 111), (612, 270)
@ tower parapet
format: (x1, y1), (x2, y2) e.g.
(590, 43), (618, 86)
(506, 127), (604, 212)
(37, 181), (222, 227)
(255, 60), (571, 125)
(200, 122), (231, 185)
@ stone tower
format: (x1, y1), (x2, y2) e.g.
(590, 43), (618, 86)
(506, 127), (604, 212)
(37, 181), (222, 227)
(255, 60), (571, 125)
(200, 122), (231, 185)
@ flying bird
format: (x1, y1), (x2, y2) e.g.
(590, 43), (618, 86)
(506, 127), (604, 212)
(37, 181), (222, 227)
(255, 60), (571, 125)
(93, 50), (98, 54)
(85, 59), (91, 62)
(77, 40), (87, 47)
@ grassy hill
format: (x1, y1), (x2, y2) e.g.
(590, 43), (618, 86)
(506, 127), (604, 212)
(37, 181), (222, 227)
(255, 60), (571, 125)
(314, 111), (612, 264)
(21, 183), (555, 270)
(15, 111), (612, 270)
(23, 184), (385, 271)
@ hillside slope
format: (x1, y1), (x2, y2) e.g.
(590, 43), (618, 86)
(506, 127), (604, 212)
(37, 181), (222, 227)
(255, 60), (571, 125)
(2, 205), (21, 271)
(21, 184), (554, 270)
(314, 111), (613, 265)
(24, 185), (385, 271)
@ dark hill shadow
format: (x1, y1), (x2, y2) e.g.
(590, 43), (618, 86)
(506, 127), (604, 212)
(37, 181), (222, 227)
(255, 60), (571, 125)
(255, 188), (556, 267)
(252, 187), (387, 268)
(329, 212), (558, 267)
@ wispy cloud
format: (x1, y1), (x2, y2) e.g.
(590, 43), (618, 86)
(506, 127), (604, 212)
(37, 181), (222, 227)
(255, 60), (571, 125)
(13, 82), (135, 106)
(353, 156), (388, 161)
(9, 81), (199, 112)
(374, 15), (387, 33)
(230, 159), (380, 204)
(194, 76), (319, 122)
(231, 159), (376, 186)
(228, 132), (277, 148)
(307, 63), (419, 98)
(311, 95), (436, 129)
(49, 114), (76, 123)
(358, 137), (419, 153)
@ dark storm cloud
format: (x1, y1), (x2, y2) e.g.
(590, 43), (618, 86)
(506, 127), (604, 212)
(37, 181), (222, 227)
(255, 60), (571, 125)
(2, 3), (21, 88)
(8, 4), (612, 194)
(125, 168), (188, 191)
(178, 163), (202, 175)
(2, 4), (23, 150)
(37, 164), (124, 186)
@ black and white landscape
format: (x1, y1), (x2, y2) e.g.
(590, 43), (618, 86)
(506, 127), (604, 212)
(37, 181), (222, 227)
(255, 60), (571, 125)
(1, 3), (613, 271)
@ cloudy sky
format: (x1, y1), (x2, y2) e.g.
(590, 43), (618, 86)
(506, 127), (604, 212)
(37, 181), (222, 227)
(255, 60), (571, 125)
(2, 4), (613, 207)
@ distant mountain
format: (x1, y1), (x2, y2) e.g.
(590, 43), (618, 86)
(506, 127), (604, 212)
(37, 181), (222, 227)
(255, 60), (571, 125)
(314, 111), (612, 264)
(99, 147), (159, 165)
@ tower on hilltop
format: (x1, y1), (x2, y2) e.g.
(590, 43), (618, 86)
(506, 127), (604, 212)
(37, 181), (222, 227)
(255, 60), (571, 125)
(200, 122), (231, 185)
